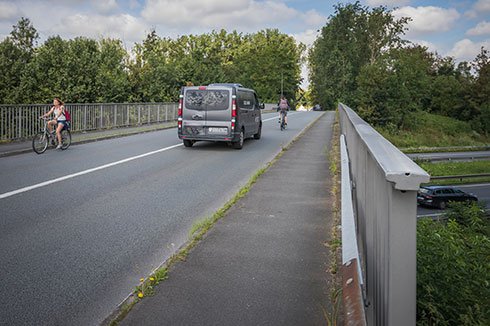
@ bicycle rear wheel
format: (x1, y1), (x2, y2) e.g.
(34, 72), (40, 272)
(32, 132), (48, 154)
(60, 129), (71, 150)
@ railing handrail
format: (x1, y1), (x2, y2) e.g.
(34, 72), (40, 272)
(0, 102), (178, 141)
(339, 102), (430, 326)
(0, 102), (177, 108)
(339, 103), (429, 190)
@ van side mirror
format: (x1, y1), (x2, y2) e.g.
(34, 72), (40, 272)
(260, 103), (265, 110)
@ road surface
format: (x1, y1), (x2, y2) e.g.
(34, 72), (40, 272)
(0, 111), (325, 326)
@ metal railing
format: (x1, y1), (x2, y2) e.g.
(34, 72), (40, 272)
(338, 103), (430, 326)
(0, 102), (178, 141)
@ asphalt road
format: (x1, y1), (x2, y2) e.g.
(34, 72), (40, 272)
(417, 183), (490, 217)
(0, 111), (325, 326)
(407, 151), (490, 162)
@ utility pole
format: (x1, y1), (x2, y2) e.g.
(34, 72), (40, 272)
(281, 70), (283, 98)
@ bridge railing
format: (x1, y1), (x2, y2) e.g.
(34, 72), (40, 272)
(0, 102), (178, 141)
(338, 103), (430, 326)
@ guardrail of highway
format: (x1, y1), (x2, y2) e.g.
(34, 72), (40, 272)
(430, 173), (490, 180)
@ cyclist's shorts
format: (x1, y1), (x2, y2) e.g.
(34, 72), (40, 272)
(57, 120), (68, 127)
(280, 110), (288, 116)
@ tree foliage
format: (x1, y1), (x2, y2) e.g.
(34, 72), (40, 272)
(417, 202), (490, 325)
(0, 18), (304, 105)
(308, 1), (490, 135)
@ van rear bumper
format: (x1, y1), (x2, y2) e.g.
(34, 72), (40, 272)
(178, 131), (240, 142)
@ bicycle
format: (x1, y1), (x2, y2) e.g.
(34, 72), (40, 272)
(279, 110), (287, 131)
(32, 118), (71, 154)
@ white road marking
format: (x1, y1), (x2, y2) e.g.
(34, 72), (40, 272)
(0, 143), (183, 199)
(262, 112), (300, 122)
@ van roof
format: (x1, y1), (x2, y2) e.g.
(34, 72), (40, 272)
(208, 83), (243, 87)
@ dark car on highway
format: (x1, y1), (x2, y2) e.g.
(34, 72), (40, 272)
(417, 186), (478, 209)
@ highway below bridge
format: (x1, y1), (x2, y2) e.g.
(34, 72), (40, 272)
(0, 111), (325, 325)
(417, 183), (490, 217)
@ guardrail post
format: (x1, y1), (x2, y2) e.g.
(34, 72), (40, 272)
(138, 104), (141, 125)
(114, 104), (117, 128)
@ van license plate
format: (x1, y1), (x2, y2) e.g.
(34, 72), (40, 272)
(207, 127), (228, 134)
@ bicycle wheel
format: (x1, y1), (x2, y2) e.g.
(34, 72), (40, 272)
(60, 129), (71, 150)
(32, 132), (48, 154)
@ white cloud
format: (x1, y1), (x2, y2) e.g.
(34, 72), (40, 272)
(291, 29), (319, 47)
(409, 39), (439, 54)
(92, 0), (119, 15)
(466, 21), (490, 36)
(393, 6), (460, 37)
(0, 1), (19, 21)
(52, 13), (149, 43)
(365, 0), (412, 6)
(129, 0), (141, 10)
(446, 38), (490, 61)
(299, 9), (326, 27)
(141, 0), (297, 31)
(465, 0), (490, 18)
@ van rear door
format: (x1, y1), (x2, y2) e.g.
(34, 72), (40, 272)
(182, 87), (231, 138)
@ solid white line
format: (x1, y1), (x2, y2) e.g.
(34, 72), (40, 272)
(262, 111), (300, 122)
(0, 143), (183, 200)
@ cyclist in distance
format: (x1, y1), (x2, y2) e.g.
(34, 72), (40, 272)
(40, 98), (67, 149)
(277, 96), (289, 126)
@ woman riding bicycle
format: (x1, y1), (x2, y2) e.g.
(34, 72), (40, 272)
(40, 98), (67, 149)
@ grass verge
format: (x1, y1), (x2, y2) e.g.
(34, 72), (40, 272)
(106, 112), (328, 325)
(322, 110), (343, 325)
(377, 110), (489, 149)
(418, 160), (490, 185)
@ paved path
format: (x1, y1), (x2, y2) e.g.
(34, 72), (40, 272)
(119, 112), (336, 326)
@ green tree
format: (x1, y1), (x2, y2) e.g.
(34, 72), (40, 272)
(308, 2), (408, 109)
(0, 17), (38, 103)
(96, 39), (131, 103)
(355, 45), (433, 127)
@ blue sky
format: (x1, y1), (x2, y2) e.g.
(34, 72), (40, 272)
(0, 0), (489, 86)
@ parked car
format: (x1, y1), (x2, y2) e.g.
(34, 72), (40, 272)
(312, 104), (323, 111)
(178, 83), (264, 149)
(417, 186), (478, 209)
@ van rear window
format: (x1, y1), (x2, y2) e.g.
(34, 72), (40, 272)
(185, 90), (229, 111)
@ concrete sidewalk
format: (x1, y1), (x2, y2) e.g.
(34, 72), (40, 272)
(118, 112), (337, 326)
(0, 122), (176, 157)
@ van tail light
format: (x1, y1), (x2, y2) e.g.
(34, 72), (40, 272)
(425, 195), (434, 199)
(178, 97), (183, 129)
(232, 99), (236, 117)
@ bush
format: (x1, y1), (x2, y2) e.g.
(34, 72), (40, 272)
(378, 110), (490, 148)
(417, 202), (490, 325)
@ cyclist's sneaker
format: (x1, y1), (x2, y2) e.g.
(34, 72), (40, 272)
(56, 144), (62, 149)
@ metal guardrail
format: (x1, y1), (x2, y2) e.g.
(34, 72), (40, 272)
(341, 134), (367, 326)
(430, 173), (490, 180)
(0, 102), (178, 141)
(338, 103), (430, 326)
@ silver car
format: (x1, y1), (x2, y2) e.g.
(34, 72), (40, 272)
(178, 83), (264, 149)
